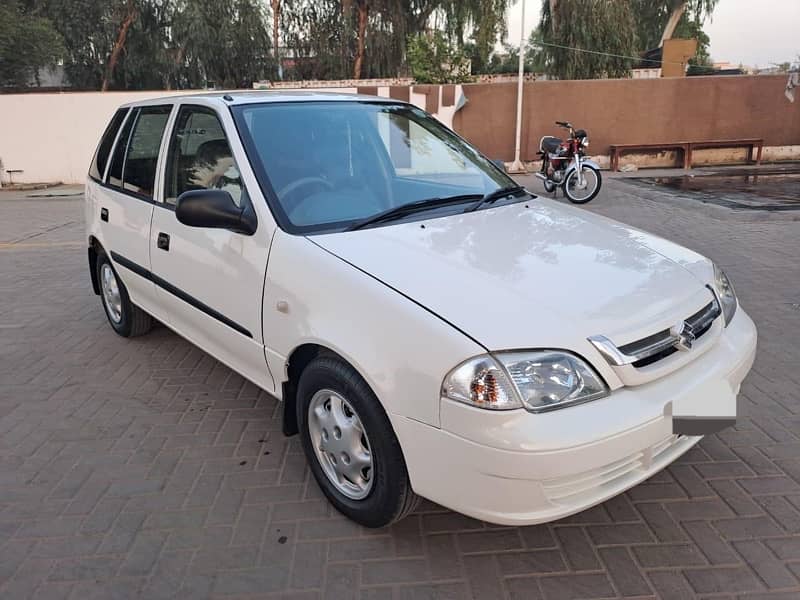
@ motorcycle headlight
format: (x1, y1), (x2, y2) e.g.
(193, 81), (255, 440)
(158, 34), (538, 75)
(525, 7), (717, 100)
(442, 351), (609, 413)
(582, 138), (589, 147)
(713, 263), (738, 326)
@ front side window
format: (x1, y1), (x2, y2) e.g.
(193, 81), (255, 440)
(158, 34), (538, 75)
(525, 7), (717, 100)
(164, 106), (245, 207)
(234, 101), (513, 233)
(89, 108), (129, 181)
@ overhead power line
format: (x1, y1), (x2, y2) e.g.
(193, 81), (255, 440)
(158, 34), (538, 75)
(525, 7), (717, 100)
(529, 40), (689, 66)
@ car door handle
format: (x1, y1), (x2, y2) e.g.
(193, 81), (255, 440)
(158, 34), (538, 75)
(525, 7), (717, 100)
(100, 207), (109, 222)
(157, 232), (170, 251)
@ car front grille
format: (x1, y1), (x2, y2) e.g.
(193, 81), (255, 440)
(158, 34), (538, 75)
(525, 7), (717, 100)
(588, 289), (721, 371)
(619, 300), (719, 368)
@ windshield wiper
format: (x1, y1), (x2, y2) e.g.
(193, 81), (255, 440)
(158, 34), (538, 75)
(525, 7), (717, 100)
(464, 185), (527, 213)
(346, 194), (482, 231)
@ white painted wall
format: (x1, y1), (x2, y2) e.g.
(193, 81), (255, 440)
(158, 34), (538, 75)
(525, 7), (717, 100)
(0, 86), (464, 185)
(0, 90), (204, 185)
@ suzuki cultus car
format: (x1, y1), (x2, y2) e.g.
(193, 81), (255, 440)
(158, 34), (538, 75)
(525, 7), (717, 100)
(85, 92), (757, 527)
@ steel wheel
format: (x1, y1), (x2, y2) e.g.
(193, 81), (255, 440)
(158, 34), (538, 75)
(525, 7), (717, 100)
(307, 389), (373, 500)
(100, 263), (123, 323)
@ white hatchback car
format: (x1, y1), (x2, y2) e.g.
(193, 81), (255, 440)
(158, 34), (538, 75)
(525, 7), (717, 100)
(85, 92), (757, 527)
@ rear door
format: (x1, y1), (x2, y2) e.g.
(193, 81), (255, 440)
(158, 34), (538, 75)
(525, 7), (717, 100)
(149, 103), (275, 392)
(99, 105), (173, 316)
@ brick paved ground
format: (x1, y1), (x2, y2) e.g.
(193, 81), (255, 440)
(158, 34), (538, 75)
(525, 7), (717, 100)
(1, 176), (799, 599)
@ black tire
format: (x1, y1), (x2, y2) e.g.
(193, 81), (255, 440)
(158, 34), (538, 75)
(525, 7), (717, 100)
(96, 252), (152, 338)
(296, 355), (421, 528)
(564, 165), (602, 204)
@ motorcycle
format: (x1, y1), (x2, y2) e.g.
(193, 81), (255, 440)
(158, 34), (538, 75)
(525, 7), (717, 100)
(536, 121), (602, 204)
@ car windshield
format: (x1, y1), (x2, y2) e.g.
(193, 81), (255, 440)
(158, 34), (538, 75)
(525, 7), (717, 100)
(233, 101), (516, 233)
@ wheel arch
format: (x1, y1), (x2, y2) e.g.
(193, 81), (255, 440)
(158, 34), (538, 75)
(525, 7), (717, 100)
(88, 235), (104, 295)
(281, 343), (379, 438)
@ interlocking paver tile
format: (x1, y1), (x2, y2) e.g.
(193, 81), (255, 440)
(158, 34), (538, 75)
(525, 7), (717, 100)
(2, 179), (799, 598)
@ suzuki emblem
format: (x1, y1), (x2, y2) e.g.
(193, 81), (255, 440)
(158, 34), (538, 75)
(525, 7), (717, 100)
(670, 321), (696, 351)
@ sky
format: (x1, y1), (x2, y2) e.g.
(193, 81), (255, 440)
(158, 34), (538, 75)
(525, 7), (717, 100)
(506, 0), (800, 69)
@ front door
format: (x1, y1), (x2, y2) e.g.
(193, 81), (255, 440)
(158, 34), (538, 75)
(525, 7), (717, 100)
(149, 104), (275, 392)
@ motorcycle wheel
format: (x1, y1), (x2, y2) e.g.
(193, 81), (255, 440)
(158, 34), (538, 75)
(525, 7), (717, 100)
(564, 165), (602, 204)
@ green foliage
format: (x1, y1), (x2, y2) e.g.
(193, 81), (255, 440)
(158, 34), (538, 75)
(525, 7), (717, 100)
(631, 0), (718, 51)
(0, 1), (64, 87)
(171, 0), (274, 89)
(537, 0), (639, 80)
(40, 0), (120, 89)
(673, 14), (712, 66)
(407, 31), (471, 83)
(437, 0), (512, 74)
(483, 34), (544, 76)
(1, 0), (546, 89)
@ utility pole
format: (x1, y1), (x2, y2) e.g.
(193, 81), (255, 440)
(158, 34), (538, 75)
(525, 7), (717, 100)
(508, 0), (527, 173)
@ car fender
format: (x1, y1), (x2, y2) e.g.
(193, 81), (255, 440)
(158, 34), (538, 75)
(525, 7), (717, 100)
(261, 229), (486, 428)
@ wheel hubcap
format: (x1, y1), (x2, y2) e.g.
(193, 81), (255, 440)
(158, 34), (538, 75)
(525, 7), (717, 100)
(100, 263), (123, 323)
(308, 389), (373, 500)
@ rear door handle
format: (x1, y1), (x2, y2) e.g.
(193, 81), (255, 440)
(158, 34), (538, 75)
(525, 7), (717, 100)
(157, 232), (170, 251)
(100, 207), (108, 222)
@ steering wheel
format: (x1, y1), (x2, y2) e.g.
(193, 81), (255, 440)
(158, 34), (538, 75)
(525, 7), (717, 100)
(278, 177), (334, 206)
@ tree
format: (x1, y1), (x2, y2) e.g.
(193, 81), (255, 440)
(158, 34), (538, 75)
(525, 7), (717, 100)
(271, 0), (282, 78)
(536, 0), (639, 79)
(172, 0), (274, 88)
(673, 14), (711, 66)
(437, 0), (513, 74)
(102, 0), (138, 91)
(282, 0), (420, 81)
(631, 0), (718, 51)
(407, 30), (471, 83)
(0, 1), (64, 88)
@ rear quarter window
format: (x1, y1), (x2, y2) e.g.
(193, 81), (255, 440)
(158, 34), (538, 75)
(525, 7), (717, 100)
(89, 108), (129, 181)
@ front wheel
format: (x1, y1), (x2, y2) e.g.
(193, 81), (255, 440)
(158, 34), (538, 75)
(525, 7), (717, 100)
(297, 355), (420, 527)
(564, 165), (602, 204)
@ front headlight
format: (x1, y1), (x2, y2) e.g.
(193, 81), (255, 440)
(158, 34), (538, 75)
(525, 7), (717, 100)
(713, 263), (738, 326)
(582, 138), (589, 147)
(442, 351), (609, 413)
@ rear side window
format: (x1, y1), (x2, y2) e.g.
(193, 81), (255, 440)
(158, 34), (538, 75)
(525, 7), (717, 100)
(107, 105), (172, 200)
(89, 108), (129, 181)
(108, 110), (136, 188)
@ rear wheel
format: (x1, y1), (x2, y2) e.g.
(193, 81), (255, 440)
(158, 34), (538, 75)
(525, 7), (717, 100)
(96, 253), (152, 337)
(564, 165), (602, 204)
(297, 355), (420, 527)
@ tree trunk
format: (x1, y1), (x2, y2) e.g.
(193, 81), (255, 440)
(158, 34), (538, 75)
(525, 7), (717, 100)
(549, 0), (558, 32)
(660, 2), (687, 46)
(102, 2), (137, 91)
(271, 0), (281, 78)
(353, 2), (368, 79)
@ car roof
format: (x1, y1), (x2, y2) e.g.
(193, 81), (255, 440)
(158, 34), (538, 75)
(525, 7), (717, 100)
(118, 90), (404, 109)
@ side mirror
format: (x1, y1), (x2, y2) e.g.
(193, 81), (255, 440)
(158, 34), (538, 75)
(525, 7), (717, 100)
(175, 189), (257, 235)
(491, 159), (507, 173)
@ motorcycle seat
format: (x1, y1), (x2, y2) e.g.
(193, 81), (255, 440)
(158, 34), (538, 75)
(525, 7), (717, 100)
(540, 136), (563, 154)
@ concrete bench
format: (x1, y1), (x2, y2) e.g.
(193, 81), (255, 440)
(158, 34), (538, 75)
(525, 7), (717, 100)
(609, 138), (763, 171)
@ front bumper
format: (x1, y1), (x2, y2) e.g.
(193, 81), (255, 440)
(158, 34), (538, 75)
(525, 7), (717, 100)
(394, 308), (757, 526)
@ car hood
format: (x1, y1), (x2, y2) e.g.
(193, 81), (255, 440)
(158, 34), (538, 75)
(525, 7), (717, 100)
(311, 199), (714, 352)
